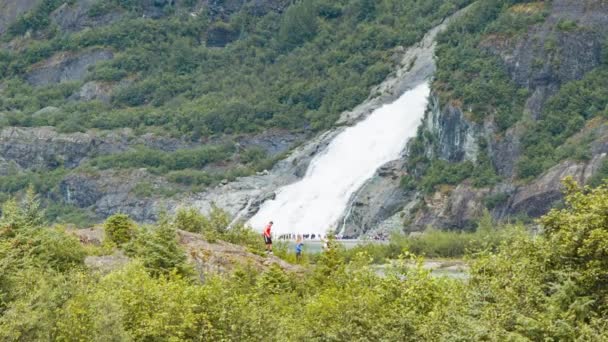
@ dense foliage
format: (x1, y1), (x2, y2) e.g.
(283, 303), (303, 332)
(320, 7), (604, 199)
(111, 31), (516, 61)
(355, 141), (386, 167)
(434, 0), (535, 130)
(1, 180), (608, 339)
(518, 67), (608, 179)
(1, 0), (470, 136)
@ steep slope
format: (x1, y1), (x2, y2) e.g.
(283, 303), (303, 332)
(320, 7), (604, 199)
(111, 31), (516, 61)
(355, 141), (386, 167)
(0, 0), (471, 225)
(345, 0), (608, 236)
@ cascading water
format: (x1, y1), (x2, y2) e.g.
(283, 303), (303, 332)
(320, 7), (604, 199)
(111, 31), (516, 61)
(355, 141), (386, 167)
(248, 82), (430, 237)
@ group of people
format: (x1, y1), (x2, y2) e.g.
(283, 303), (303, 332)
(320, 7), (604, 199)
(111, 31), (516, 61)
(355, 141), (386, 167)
(263, 221), (305, 261)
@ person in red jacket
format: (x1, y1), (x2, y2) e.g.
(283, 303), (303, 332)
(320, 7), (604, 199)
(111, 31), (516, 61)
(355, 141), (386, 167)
(263, 221), (273, 254)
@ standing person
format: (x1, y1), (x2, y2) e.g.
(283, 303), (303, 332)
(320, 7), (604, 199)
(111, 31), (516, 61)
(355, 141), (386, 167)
(295, 235), (304, 262)
(263, 221), (273, 255)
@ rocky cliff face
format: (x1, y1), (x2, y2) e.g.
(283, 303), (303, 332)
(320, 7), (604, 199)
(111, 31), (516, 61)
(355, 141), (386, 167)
(343, 0), (608, 237)
(0, 125), (302, 221)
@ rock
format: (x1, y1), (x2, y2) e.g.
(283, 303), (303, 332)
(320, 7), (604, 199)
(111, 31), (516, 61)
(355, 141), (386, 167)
(50, 0), (124, 33)
(509, 155), (606, 217)
(26, 50), (114, 86)
(425, 95), (478, 163)
(0, 127), (102, 170)
(499, 1), (607, 89)
(76, 81), (113, 103)
(77, 169), (174, 221)
(178, 230), (303, 276)
(33, 106), (61, 118)
(60, 174), (103, 208)
(0, 126), (197, 171)
(236, 129), (305, 157)
(341, 160), (410, 238)
(487, 121), (522, 178)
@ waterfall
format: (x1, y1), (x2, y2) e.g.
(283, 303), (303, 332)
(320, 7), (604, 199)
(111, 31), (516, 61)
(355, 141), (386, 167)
(248, 82), (430, 237)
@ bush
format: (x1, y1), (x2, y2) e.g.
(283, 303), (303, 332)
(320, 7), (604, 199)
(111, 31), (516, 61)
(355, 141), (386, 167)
(103, 213), (135, 246)
(173, 207), (206, 233)
(129, 219), (192, 277)
(4, 182), (608, 340)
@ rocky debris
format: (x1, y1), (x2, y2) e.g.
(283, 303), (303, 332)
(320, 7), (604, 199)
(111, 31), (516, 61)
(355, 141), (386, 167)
(26, 50), (114, 86)
(178, 230), (303, 275)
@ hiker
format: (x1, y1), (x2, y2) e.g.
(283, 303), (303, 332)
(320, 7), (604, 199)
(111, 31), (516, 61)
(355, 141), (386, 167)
(295, 235), (304, 262)
(263, 221), (273, 254)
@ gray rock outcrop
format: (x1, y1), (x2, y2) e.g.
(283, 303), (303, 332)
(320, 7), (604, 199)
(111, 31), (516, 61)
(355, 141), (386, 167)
(26, 50), (114, 86)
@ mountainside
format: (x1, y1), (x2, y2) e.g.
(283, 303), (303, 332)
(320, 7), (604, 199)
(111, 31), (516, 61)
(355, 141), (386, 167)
(1, 0), (608, 236)
(345, 0), (608, 236)
(0, 0), (470, 225)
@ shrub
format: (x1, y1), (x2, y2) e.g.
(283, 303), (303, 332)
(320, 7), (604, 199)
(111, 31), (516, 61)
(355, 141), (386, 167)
(103, 213), (135, 246)
(484, 192), (510, 210)
(131, 219), (192, 277)
(173, 207), (207, 233)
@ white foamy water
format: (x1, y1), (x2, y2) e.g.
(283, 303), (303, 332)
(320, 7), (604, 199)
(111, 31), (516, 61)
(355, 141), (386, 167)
(249, 82), (431, 236)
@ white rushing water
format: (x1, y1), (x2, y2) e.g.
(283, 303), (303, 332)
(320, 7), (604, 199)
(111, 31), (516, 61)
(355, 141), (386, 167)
(248, 82), (431, 237)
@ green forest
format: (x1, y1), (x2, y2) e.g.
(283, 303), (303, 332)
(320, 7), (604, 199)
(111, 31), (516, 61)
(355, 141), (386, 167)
(0, 0), (469, 135)
(0, 0), (473, 219)
(1, 179), (607, 340)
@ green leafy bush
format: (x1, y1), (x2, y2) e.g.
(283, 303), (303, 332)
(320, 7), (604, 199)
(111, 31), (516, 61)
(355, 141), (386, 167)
(128, 219), (192, 277)
(173, 207), (207, 233)
(2, 183), (608, 339)
(103, 213), (135, 246)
